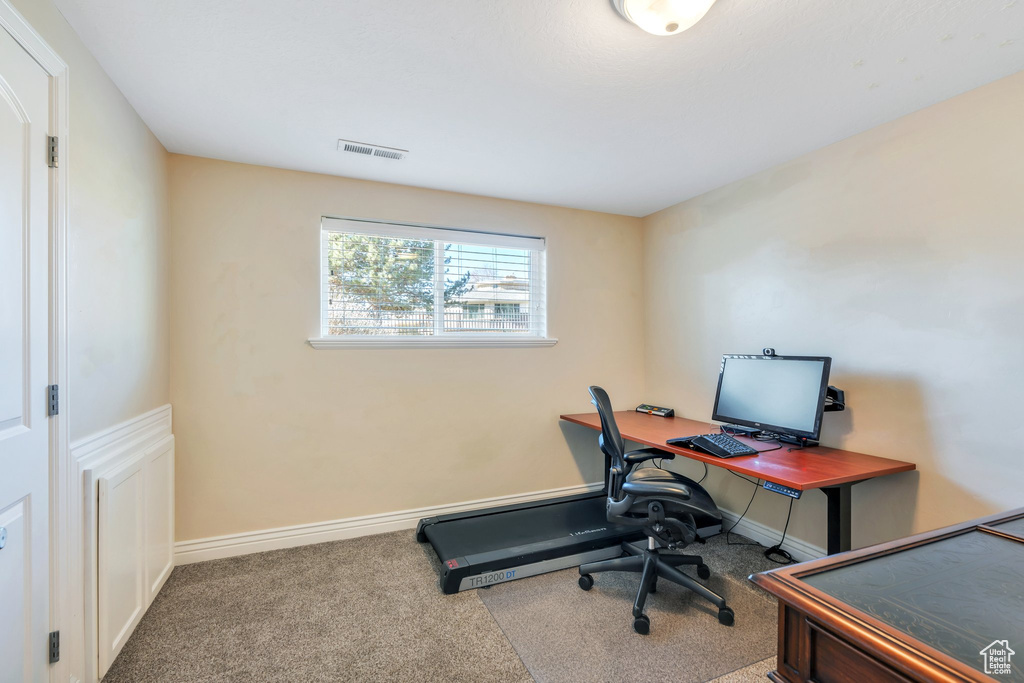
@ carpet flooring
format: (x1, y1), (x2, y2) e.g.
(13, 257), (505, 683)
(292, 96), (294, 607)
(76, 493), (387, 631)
(709, 657), (777, 682)
(103, 531), (531, 683)
(477, 536), (779, 682)
(103, 531), (779, 682)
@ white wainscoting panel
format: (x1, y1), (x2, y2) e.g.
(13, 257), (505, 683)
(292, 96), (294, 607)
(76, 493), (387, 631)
(75, 404), (173, 681)
(144, 439), (175, 602)
(97, 457), (146, 674)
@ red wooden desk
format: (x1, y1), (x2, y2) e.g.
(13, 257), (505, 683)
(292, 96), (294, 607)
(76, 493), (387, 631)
(560, 411), (916, 554)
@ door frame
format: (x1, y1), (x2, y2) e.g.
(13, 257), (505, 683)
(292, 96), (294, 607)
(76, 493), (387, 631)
(0, 3), (71, 682)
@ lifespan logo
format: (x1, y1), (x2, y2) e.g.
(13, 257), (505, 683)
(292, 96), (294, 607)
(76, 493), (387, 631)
(980, 640), (1015, 676)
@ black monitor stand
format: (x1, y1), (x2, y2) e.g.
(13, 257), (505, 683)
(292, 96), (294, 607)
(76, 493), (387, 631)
(776, 434), (818, 448)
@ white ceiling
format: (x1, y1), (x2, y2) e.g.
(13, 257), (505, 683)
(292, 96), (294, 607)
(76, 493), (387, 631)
(54, 0), (1024, 216)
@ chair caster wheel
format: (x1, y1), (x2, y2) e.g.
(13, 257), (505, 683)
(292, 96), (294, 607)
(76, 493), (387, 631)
(718, 606), (735, 626)
(578, 574), (594, 591)
(698, 564), (711, 580)
(633, 615), (650, 635)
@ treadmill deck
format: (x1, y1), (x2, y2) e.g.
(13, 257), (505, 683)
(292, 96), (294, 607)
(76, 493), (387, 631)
(424, 495), (627, 558)
(419, 494), (647, 593)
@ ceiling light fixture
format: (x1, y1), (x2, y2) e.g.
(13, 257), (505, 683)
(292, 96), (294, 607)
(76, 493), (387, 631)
(612, 0), (717, 36)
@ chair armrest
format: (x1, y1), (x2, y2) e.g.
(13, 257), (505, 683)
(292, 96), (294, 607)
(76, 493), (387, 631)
(624, 447), (675, 464)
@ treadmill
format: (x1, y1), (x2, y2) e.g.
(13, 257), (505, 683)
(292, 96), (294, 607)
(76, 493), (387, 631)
(416, 450), (722, 593)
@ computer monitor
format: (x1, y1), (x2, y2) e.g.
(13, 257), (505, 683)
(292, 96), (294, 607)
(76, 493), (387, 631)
(711, 355), (832, 441)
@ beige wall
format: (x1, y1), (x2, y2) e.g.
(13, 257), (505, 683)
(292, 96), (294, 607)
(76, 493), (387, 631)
(643, 71), (1024, 550)
(11, 0), (170, 441)
(169, 155), (645, 541)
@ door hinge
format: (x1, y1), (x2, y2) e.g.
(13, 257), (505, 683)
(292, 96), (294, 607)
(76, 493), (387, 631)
(49, 631), (59, 663)
(47, 384), (59, 417)
(47, 136), (58, 168)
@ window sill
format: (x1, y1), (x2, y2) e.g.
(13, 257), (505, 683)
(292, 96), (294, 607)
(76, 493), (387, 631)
(307, 336), (559, 349)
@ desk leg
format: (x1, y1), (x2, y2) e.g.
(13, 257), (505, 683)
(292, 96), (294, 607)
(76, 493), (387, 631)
(822, 484), (852, 554)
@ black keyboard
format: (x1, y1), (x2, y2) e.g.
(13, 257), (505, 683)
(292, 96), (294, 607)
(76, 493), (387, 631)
(666, 432), (758, 458)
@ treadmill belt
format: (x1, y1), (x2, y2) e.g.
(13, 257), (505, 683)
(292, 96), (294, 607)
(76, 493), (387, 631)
(425, 496), (613, 559)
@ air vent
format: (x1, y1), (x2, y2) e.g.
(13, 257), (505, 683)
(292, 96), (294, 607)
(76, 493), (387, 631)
(343, 143), (373, 155)
(338, 139), (408, 161)
(373, 148), (404, 160)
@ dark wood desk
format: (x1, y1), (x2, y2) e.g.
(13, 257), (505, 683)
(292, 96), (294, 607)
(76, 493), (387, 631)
(752, 507), (1024, 682)
(559, 411), (916, 554)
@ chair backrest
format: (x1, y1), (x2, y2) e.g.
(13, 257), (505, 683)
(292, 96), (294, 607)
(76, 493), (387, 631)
(588, 386), (626, 495)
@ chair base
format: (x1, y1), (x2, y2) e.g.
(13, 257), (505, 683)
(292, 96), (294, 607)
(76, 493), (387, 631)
(578, 541), (734, 634)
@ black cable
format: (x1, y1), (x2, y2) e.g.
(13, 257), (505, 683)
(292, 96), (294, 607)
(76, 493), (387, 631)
(725, 475), (761, 547)
(649, 439), (793, 557)
(651, 457), (707, 488)
(756, 430), (808, 453)
(719, 470), (800, 559)
(764, 498), (796, 564)
(728, 470), (759, 485)
(718, 425), (782, 453)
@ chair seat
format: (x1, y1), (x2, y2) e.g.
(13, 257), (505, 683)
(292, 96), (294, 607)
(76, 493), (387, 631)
(623, 467), (722, 524)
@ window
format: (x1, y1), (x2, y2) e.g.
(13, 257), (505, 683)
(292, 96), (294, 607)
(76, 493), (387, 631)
(463, 304), (486, 319)
(494, 303), (521, 318)
(312, 217), (554, 348)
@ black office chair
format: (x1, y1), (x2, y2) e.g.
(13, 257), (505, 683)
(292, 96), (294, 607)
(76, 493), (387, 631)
(577, 386), (734, 634)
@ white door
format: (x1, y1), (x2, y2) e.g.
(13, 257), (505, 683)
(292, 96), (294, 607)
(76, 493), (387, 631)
(0, 24), (52, 683)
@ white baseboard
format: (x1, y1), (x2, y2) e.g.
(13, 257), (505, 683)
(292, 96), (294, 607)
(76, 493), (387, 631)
(174, 481), (606, 565)
(719, 507), (824, 562)
(175, 481), (824, 566)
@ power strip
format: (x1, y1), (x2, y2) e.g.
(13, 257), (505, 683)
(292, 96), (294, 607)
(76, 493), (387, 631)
(636, 403), (674, 417)
(763, 481), (802, 499)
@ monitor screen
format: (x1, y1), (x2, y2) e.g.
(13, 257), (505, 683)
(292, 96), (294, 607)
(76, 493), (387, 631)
(711, 355), (831, 440)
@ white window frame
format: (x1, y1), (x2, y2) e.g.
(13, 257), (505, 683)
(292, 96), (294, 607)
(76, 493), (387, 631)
(309, 216), (557, 349)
